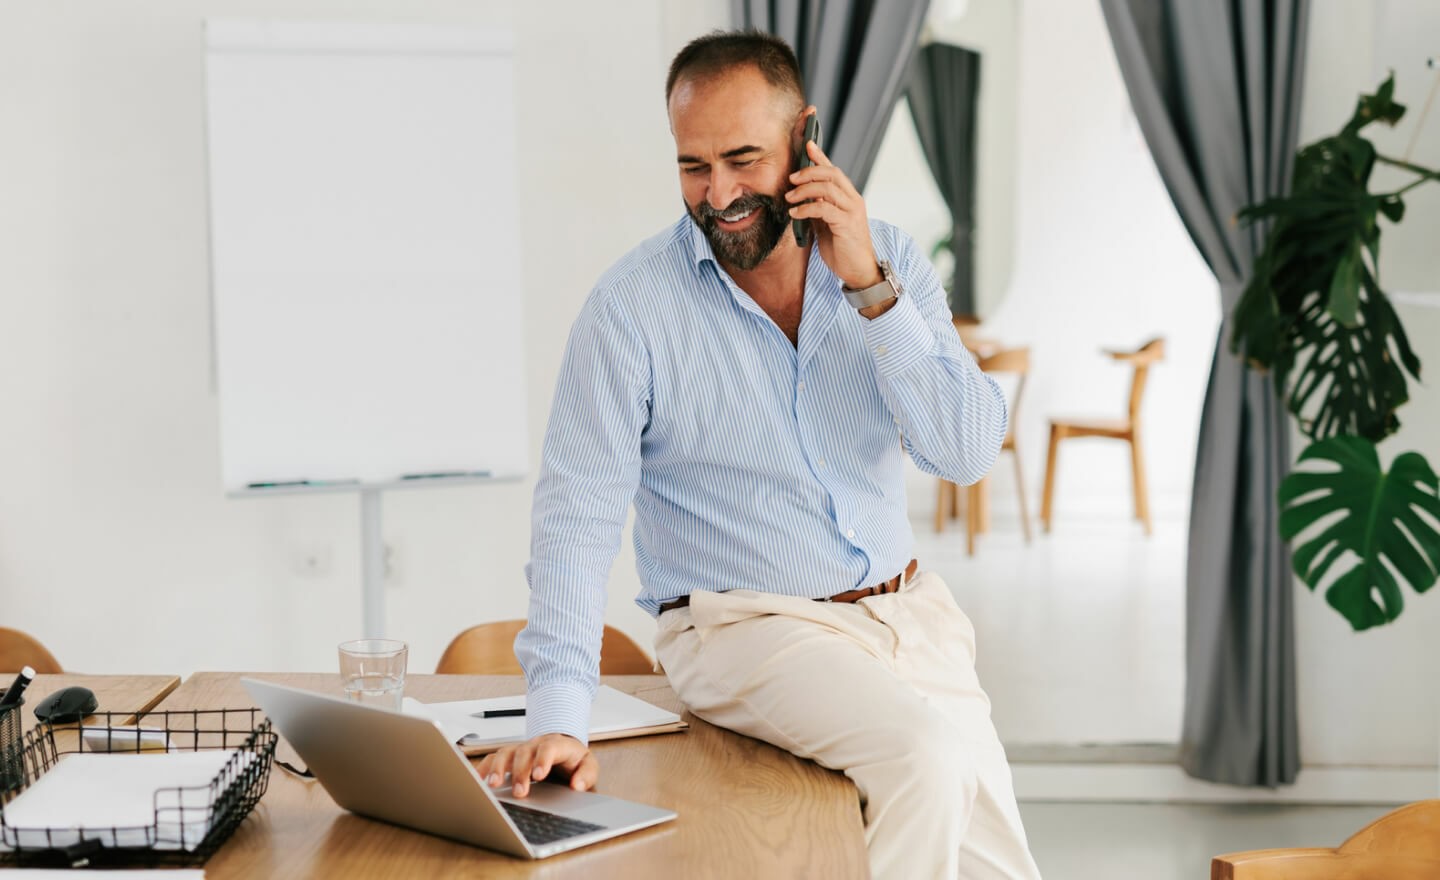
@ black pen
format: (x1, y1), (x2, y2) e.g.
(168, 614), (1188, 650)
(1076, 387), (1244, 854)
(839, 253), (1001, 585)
(473, 708), (526, 719)
(0, 665), (35, 708)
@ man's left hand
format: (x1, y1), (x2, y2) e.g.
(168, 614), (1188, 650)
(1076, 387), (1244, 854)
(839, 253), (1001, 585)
(786, 139), (882, 290)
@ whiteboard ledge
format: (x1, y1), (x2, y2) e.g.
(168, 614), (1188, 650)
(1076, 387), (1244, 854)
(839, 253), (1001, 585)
(226, 471), (526, 499)
(205, 20), (514, 56)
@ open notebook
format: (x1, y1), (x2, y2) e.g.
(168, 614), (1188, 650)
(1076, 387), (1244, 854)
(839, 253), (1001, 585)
(402, 686), (687, 756)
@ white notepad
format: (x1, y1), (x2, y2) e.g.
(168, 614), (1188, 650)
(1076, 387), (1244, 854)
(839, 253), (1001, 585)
(402, 685), (686, 753)
(0, 751), (247, 851)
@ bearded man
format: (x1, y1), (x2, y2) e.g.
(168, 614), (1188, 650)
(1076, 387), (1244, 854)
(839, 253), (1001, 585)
(479, 30), (1042, 879)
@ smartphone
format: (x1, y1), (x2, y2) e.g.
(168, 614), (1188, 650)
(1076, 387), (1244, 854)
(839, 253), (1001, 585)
(792, 113), (822, 248)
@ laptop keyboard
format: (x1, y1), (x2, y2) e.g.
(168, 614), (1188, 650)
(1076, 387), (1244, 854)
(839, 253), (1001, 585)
(502, 801), (607, 845)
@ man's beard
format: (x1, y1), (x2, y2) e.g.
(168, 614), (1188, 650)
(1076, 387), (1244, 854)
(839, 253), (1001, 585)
(689, 191), (790, 271)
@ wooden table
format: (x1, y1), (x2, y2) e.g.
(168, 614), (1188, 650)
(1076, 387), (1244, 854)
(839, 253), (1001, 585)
(151, 673), (869, 879)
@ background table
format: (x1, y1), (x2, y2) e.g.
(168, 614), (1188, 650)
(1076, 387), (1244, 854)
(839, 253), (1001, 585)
(22, 674), (180, 728)
(152, 672), (869, 879)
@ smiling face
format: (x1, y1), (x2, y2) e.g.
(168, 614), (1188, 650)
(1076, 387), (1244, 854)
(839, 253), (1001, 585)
(668, 64), (801, 272)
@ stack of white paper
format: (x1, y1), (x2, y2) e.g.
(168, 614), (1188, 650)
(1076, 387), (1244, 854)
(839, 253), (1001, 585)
(2, 872), (204, 878)
(0, 751), (247, 851)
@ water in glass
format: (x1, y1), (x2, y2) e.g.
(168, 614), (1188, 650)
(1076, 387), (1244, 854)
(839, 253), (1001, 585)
(344, 674), (404, 710)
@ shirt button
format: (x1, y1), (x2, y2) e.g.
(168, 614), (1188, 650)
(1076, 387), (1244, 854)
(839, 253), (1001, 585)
(875, 345), (888, 356)
(846, 529), (856, 539)
(797, 381), (806, 392)
(818, 458), (827, 468)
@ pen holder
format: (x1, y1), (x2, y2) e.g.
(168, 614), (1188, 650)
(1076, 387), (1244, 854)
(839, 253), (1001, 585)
(0, 700), (23, 795)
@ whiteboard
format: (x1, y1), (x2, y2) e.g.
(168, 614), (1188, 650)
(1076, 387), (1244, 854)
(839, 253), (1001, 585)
(205, 21), (527, 490)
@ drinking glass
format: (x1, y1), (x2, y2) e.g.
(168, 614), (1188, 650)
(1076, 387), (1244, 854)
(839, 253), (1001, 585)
(338, 639), (408, 711)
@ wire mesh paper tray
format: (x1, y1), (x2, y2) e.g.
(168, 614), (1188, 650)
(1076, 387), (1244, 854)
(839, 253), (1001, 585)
(0, 708), (276, 868)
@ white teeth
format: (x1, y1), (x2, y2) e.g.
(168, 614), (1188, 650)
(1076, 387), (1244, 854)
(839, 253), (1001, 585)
(722, 209), (754, 222)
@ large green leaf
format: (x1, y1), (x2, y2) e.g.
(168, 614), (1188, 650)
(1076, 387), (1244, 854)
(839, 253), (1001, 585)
(1230, 74), (1422, 444)
(1279, 436), (1440, 631)
(1284, 278), (1420, 441)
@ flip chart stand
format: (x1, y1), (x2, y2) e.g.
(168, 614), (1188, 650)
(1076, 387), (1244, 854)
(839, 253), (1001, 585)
(236, 474), (507, 639)
(361, 489), (385, 640)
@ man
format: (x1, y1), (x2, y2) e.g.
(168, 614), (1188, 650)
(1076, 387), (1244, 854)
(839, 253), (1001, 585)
(477, 30), (1041, 879)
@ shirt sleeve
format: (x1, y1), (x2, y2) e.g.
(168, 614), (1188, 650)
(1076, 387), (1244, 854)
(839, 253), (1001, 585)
(516, 293), (650, 744)
(858, 227), (1007, 485)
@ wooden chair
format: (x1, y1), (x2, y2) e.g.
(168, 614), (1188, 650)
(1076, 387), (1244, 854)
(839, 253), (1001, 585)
(0, 627), (63, 674)
(435, 620), (657, 675)
(1212, 799), (1440, 879)
(1040, 337), (1165, 535)
(936, 346), (1032, 555)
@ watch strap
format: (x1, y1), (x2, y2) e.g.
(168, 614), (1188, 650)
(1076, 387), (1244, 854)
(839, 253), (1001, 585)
(842, 260), (901, 309)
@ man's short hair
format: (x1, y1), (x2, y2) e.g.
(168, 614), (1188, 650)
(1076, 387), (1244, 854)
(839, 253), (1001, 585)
(665, 30), (805, 109)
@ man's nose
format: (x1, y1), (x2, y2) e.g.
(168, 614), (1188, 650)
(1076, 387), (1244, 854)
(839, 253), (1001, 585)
(707, 167), (743, 211)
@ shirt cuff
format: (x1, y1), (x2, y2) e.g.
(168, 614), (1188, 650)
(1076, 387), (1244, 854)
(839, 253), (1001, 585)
(524, 680), (594, 745)
(858, 292), (933, 378)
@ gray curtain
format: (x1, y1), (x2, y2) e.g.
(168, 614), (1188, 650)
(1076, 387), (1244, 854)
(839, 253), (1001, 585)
(1100, 0), (1309, 786)
(733, 0), (931, 192)
(905, 43), (982, 316)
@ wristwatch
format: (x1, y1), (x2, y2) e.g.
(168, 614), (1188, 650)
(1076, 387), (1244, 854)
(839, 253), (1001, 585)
(842, 259), (903, 310)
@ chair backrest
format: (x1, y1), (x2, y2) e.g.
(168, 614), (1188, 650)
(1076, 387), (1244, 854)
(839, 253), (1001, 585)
(1104, 337), (1164, 426)
(0, 627), (63, 674)
(435, 620), (656, 676)
(1212, 799), (1440, 879)
(977, 347), (1030, 427)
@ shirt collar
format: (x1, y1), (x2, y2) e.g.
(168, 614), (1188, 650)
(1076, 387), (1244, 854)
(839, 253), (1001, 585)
(685, 214), (718, 272)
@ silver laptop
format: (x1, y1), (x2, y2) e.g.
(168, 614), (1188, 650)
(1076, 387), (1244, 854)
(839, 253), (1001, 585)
(242, 678), (677, 859)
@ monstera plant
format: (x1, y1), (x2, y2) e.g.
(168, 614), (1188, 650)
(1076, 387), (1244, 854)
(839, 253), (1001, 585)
(1231, 75), (1440, 631)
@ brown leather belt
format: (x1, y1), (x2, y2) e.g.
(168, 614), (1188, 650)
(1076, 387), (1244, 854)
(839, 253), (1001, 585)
(658, 559), (918, 615)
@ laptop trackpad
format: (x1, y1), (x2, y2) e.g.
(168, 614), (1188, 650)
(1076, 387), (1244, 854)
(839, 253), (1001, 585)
(496, 782), (645, 826)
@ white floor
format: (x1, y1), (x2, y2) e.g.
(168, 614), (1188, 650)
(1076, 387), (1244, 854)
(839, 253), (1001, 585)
(1021, 801), (1393, 880)
(911, 486), (1187, 749)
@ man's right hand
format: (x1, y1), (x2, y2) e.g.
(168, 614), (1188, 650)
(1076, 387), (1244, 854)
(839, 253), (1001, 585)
(475, 733), (598, 797)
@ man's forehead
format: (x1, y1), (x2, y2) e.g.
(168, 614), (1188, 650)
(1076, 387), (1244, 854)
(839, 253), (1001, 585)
(668, 66), (793, 130)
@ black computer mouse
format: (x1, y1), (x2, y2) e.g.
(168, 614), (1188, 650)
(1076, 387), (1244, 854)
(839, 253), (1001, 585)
(33, 686), (98, 724)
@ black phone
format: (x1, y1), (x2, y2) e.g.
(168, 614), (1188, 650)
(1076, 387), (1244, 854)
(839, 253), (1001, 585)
(792, 113), (822, 248)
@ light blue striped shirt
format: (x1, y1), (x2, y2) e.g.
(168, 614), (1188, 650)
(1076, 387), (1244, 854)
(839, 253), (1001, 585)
(517, 215), (1007, 743)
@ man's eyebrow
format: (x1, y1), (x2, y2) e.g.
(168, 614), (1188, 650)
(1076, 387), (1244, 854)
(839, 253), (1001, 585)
(677, 145), (764, 164)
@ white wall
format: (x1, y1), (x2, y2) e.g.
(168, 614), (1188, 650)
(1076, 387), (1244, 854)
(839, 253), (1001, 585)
(0, 0), (728, 676)
(1291, 0), (1440, 768)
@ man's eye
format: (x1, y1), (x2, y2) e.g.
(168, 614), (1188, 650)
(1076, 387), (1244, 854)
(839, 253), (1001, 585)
(733, 160), (755, 168)
(683, 166), (706, 175)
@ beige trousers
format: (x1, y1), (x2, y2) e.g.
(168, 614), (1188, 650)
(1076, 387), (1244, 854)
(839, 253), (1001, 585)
(653, 570), (1042, 880)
